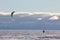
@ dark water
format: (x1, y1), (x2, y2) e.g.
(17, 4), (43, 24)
(0, 14), (60, 30)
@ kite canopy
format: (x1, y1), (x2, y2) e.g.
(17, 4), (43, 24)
(11, 11), (15, 17)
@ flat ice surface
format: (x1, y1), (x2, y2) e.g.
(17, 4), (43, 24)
(0, 30), (60, 40)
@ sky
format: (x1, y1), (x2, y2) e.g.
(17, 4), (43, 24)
(0, 0), (60, 12)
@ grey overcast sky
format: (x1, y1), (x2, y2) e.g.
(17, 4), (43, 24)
(0, 0), (60, 12)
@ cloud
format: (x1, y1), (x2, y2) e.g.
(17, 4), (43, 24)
(0, 12), (60, 15)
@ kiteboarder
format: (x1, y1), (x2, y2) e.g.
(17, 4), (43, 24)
(43, 30), (45, 33)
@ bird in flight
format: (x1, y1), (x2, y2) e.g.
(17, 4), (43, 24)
(11, 11), (15, 17)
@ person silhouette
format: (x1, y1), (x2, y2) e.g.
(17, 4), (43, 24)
(43, 30), (45, 33)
